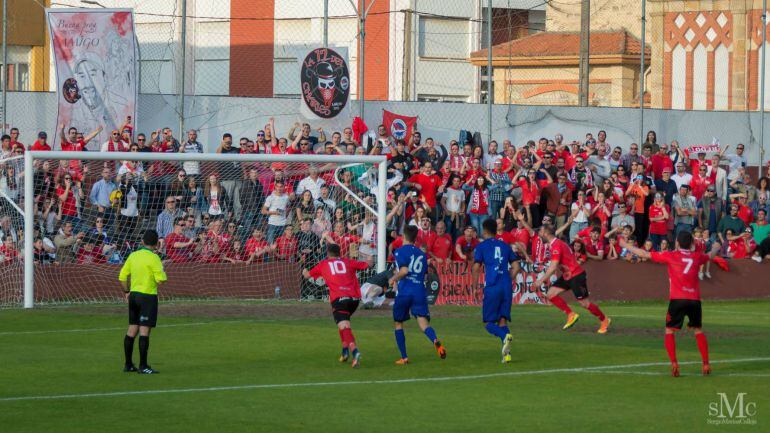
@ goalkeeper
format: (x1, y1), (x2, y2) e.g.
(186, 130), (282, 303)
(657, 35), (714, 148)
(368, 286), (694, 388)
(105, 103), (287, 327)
(119, 230), (167, 374)
(360, 268), (395, 309)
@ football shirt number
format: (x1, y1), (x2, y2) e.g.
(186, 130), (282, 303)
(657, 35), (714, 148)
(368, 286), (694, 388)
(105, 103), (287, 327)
(682, 258), (693, 274)
(408, 255), (424, 273)
(329, 260), (347, 275)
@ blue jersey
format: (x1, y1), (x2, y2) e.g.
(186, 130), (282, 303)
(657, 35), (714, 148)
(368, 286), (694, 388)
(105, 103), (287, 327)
(393, 244), (427, 294)
(473, 238), (520, 288)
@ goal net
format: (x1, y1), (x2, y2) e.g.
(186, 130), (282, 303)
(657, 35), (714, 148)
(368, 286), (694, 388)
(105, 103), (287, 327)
(5, 152), (386, 308)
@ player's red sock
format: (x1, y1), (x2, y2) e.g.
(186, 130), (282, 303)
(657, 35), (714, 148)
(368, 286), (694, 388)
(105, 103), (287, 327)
(549, 296), (572, 315)
(585, 303), (606, 321)
(664, 333), (677, 364)
(338, 329), (348, 349)
(341, 328), (356, 347)
(695, 333), (709, 365)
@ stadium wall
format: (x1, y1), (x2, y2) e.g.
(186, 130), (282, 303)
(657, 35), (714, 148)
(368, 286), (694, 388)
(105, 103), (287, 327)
(5, 91), (769, 165)
(0, 261), (766, 306)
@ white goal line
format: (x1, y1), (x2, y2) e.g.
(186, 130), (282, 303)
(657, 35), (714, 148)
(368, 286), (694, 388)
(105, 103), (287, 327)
(1, 357), (768, 403)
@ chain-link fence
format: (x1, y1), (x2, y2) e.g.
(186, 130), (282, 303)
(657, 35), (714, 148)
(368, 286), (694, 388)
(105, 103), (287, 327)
(1, 0), (770, 164)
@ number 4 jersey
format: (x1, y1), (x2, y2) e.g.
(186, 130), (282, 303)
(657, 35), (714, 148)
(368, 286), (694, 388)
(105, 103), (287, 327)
(393, 245), (427, 295)
(308, 258), (370, 303)
(650, 250), (710, 300)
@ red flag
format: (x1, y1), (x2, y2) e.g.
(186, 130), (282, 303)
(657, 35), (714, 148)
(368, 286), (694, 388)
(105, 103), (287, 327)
(382, 109), (417, 142)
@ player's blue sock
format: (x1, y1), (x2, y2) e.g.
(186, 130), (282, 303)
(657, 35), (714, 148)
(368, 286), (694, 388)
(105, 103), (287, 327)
(500, 325), (511, 336)
(341, 347), (350, 357)
(485, 322), (507, 342)
(395, 329), (407, 359)
(351, 347), (359, 358)
(423, 326), (438, 343)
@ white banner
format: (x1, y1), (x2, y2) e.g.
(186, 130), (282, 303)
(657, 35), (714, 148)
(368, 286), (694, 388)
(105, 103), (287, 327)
(47, 9), (138, 149)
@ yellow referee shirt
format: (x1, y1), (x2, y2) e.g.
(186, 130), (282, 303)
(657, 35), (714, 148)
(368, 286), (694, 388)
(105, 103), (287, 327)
(118, 247), (167, 295)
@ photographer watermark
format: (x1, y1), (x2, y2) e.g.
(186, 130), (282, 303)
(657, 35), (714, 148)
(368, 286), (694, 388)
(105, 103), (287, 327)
(708, 393), (757, 425)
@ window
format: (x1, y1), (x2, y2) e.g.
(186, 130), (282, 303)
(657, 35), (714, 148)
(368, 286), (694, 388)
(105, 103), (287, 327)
(419, 18), (469, 59)
(194, 21), (230, 95)
(136, 22), (176, 94)
(0, 63), (30, 91)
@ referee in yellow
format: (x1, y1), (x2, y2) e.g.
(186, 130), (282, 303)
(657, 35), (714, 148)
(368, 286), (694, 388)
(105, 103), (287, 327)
(119, 230), (167, 374)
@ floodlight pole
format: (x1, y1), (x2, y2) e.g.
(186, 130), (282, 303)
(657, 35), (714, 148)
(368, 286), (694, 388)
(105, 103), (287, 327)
(639, 0), (647, 147)
(349, 0), (376, 124)
(179, 0), (188, 136)
(2, 0), (7, 134)
(761, 0), (767, 167)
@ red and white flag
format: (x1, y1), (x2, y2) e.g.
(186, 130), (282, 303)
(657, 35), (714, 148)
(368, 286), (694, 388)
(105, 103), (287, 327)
(382, 110), (417, 142)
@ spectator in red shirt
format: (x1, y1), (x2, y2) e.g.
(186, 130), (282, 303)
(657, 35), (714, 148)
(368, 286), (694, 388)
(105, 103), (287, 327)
(648, 193), (671, 250)
(273, 225), (299, 261)
(571, 239), (588, 265)
(30, 131), (52, 152)
(416, 217), (437, 251)
(428, 220), (453, 265)
(165, 217), (196, 263)
(0, 236), (19, 265)
(581, 227), (606, 261)
(453, 226), (479, 262)
(245, 228), (273, 263)
(9, 127), (24, 151)
(76, 236), (107, 264)
(495, 218), (516, 246)
(651, 143), (674, 180)
(730, 194), (754, 226)
(405, 161), (443, 215)
(224, 240), (247, 263)
(56, 173), (80, 226)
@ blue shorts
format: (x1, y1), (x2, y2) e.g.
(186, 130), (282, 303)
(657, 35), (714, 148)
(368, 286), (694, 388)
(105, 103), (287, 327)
(482, 284), (512, 323)
(393, 292), (430, 322)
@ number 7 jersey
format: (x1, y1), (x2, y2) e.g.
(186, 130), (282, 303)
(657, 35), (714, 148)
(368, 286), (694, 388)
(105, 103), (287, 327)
(308, 258), (370, 303)
(393, 245), (428, 295)
(650, 250), (710, 300)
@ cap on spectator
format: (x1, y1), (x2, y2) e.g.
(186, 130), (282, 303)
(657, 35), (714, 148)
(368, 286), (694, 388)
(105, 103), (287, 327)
(654, 193), (663, 199)
(662, 167), (671, 173)
(38, 131), (47, 139)
(707, 186), (716, 192)
(698, 151), (707, 155)
(143, 230), (159, 247)
(745, 227), (753, 233)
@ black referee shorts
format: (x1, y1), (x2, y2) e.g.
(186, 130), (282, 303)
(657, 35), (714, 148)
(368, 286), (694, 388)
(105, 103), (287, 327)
(552, 272), (590, 300)
(128, 292), (159, 328)
(666, 299), (702, 329)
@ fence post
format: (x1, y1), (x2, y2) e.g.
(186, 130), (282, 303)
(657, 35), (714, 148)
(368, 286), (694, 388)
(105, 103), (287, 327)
(178, 0), (188, 136)
(323, 0), (329, 48)
(2, 0), (7, 134)
(486, 0), (492, 144)
(639, 0), (647, 145)
(761, 0), (767, 166)
(23, 151), (34, 308)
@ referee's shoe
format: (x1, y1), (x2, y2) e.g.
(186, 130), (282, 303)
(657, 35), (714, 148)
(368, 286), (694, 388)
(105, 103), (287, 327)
(138, 365), (159, 374)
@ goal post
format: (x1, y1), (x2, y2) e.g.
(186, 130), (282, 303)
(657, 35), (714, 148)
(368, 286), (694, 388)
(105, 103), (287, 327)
(22, 151), (388, 308)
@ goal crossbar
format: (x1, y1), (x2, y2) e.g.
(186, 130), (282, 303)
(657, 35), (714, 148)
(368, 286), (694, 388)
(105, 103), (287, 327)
(23, 151), (388, 308)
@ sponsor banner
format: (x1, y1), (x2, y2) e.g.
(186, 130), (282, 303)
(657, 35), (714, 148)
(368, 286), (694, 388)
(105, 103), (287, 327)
(382, 109), (417, 142)
(300, 47), (350, 122)
(47, 8), (138, 149)
(434, 262), (551, 306)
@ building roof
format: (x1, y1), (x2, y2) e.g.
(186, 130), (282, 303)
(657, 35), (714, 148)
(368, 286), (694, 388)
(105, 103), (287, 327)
(470, 30), (650, 60)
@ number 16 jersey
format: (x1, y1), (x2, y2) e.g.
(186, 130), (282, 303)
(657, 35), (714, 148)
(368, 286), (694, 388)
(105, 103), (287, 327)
(393, 245), (428, 295)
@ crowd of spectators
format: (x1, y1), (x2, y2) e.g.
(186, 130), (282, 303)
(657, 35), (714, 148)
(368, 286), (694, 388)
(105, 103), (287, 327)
(2, 117), (770, 282)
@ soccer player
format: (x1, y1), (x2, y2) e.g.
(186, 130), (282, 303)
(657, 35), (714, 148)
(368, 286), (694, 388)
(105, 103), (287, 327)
(119, 230), (167, 374)
(533, 224), (611, 333)
(619, 232), (721, 377)
(303, 244), (369, 368)
(360, 268), (394, 309)
(472, 219), (522, 363)
(388, 225), (446, 364)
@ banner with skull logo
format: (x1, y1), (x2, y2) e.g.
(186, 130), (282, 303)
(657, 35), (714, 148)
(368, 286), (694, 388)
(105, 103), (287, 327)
(47, 8), (138, 149)
(300, 48), (350, 121)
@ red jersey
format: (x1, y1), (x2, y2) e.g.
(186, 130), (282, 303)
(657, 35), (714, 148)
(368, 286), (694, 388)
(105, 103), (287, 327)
(308, 258), (369, 302)
(30, 140), (51, 152)
(76, 248), (106, 264)
(737, 205), (754, 226)
(496, 231), (516, 245)
(165, 233), (192, 263)
(517, 179), (540, 206)
(408, 173), (442, 207)
(648, 204), (669, 235)
(245, 238), (270, 262)
(512, 228), (531, 249)
(329, 232), (359, 258)
(274, 235), (298, 260)
(582, 237), (605, 258)
(416, 229), (437, 251)
(453, 237), (480, 261)
(56, 185), (78, 217)
(548, 238), (585, 279)
(650, 250), (709, 300)
(388, 236), (404, 262)
(0, 245), (19, 264)
(531, 234), (548, 265)
(429, 233), (453, 260)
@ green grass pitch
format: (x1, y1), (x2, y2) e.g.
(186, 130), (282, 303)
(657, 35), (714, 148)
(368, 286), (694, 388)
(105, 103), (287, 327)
(1, 300), (769, 432)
